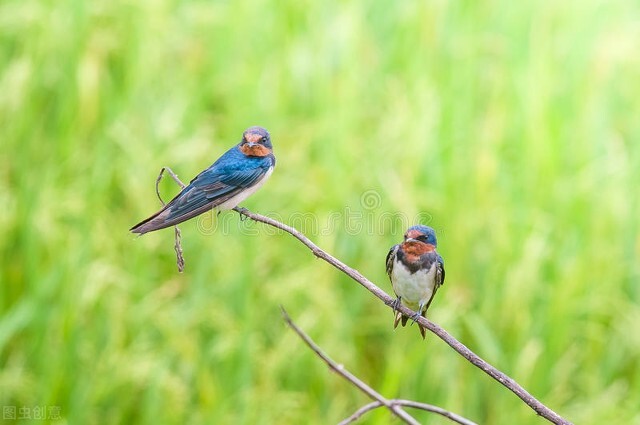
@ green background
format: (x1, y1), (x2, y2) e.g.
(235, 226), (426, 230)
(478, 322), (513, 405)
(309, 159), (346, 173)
(1, 0), (639, 424)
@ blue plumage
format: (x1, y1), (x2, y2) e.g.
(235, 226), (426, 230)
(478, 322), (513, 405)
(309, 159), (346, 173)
(131, 126), (275, 234)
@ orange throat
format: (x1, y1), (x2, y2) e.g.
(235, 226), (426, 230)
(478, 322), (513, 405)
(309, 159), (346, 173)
(401, 241), (435, 262)
(240, 144), (271, 157)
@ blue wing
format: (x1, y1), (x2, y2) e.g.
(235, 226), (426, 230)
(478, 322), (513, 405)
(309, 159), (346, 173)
(130, 147), (274, 234)
(164, 165), (269, 221)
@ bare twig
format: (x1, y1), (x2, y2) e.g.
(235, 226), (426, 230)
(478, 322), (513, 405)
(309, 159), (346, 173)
(338, 401), (380, 424)
(172, 226), (184, 272)
(156, 167), (186, 272)
(339, 400), (478, 425)
(283, 306), (476, 424)
(235, 207), (573, 425)
(283, 308), (426, 425)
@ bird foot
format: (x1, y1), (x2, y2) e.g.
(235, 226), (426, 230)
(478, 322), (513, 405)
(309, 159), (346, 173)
(391, 296), (402, 313)
(235, 207), (250, 221)
(409, 311), (422, 326)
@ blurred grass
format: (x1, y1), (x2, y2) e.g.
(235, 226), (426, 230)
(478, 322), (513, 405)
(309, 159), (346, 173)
(1, 0), (639, 424)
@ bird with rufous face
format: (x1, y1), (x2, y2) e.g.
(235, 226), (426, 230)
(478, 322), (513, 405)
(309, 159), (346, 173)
(386, 225), (445, 339)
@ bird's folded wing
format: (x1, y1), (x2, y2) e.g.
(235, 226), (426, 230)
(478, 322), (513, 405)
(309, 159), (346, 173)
(164, 167), (268, 221)
(437, 254), (445, 286)
(385, 244), (399, 279)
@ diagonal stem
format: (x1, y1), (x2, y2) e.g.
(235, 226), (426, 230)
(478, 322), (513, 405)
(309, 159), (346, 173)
(234, 207), (573, 425)
(281, 307), (421, 425)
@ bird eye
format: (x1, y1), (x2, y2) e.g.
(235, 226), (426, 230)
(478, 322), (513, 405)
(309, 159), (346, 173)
(261, 136), (268, 143)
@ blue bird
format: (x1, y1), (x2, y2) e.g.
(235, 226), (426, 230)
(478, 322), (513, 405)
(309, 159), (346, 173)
(386, 225), (445, 339)
(130, 126), (275, 235)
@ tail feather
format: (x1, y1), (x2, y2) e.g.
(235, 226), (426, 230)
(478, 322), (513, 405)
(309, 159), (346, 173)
(393, 311), (403, 329)
(393, 311), (427, 340)
(130, 205), (173, 234)
(130, 202), (214, 234)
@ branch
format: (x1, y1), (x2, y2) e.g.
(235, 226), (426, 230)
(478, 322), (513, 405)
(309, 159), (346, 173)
(235, 207), (573, 425)
(339, 400), (478, 425)
(156, 167), (186, 272)
(282, 308), (474, 425)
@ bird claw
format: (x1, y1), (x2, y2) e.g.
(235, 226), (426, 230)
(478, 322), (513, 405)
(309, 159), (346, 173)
(410, 311), (422, 326)
(391, 297), (403, 315)
(235, 207), (250, 221)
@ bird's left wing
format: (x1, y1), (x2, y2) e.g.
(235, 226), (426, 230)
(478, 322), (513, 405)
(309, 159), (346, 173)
(436, 254), (445, 287)
(130, 157), (272, 234)
(164, 165), (270, 221)
(201, 166), (270, 199)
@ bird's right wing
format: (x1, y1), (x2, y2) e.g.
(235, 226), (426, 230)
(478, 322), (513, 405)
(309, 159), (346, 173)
(385, 244), (399, 280)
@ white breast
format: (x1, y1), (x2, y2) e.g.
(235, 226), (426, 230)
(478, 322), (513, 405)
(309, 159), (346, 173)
(216, 167), (274, 210)
(391, 258), (437, 310)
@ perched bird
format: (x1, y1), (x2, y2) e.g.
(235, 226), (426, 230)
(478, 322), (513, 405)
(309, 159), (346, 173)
(386, 225), (445, 339)
(130, 126), (275, 234)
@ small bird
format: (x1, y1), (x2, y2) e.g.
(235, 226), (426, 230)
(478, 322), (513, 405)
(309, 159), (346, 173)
(130, 126), (275, 234)
(386, 225), (445, 339)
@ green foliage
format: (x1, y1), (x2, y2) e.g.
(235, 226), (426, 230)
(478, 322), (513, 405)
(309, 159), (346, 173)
(1, 0), (639, 423)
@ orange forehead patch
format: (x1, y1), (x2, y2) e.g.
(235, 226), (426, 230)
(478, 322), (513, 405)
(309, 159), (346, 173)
(240, 144), (271, 157)
(406, 229), (423, 240)
(244, 133), (263, 143)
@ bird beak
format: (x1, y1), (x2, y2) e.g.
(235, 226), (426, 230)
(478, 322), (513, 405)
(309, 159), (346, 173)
(247, 142), (257, 148)
(405, 238), (419, 243)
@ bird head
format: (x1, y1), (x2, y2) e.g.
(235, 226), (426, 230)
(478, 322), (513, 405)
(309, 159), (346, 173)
(403, 225), (438, 247)
(240, 126), (273, 157)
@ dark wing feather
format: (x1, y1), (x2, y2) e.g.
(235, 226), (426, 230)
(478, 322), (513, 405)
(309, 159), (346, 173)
(419, 251), (445, 315)
(386, 244), (399, 280)
(436, 254), (445, 286)
(130, 160), (271, 234)
(164, 167), (267, 221)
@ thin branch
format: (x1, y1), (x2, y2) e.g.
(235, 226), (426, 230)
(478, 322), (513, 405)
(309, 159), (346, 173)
(281, 308), (419, 425)
(156, 167), (186, 272)
(339, 400), (478, 425)
(172, 226), (184, 272)
(235, 207), (573, 425)
(338, 401), (381, 425)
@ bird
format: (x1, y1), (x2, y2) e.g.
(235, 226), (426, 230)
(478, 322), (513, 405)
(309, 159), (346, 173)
(130, 126), (275, 235)
(386, 225), (445, 339)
